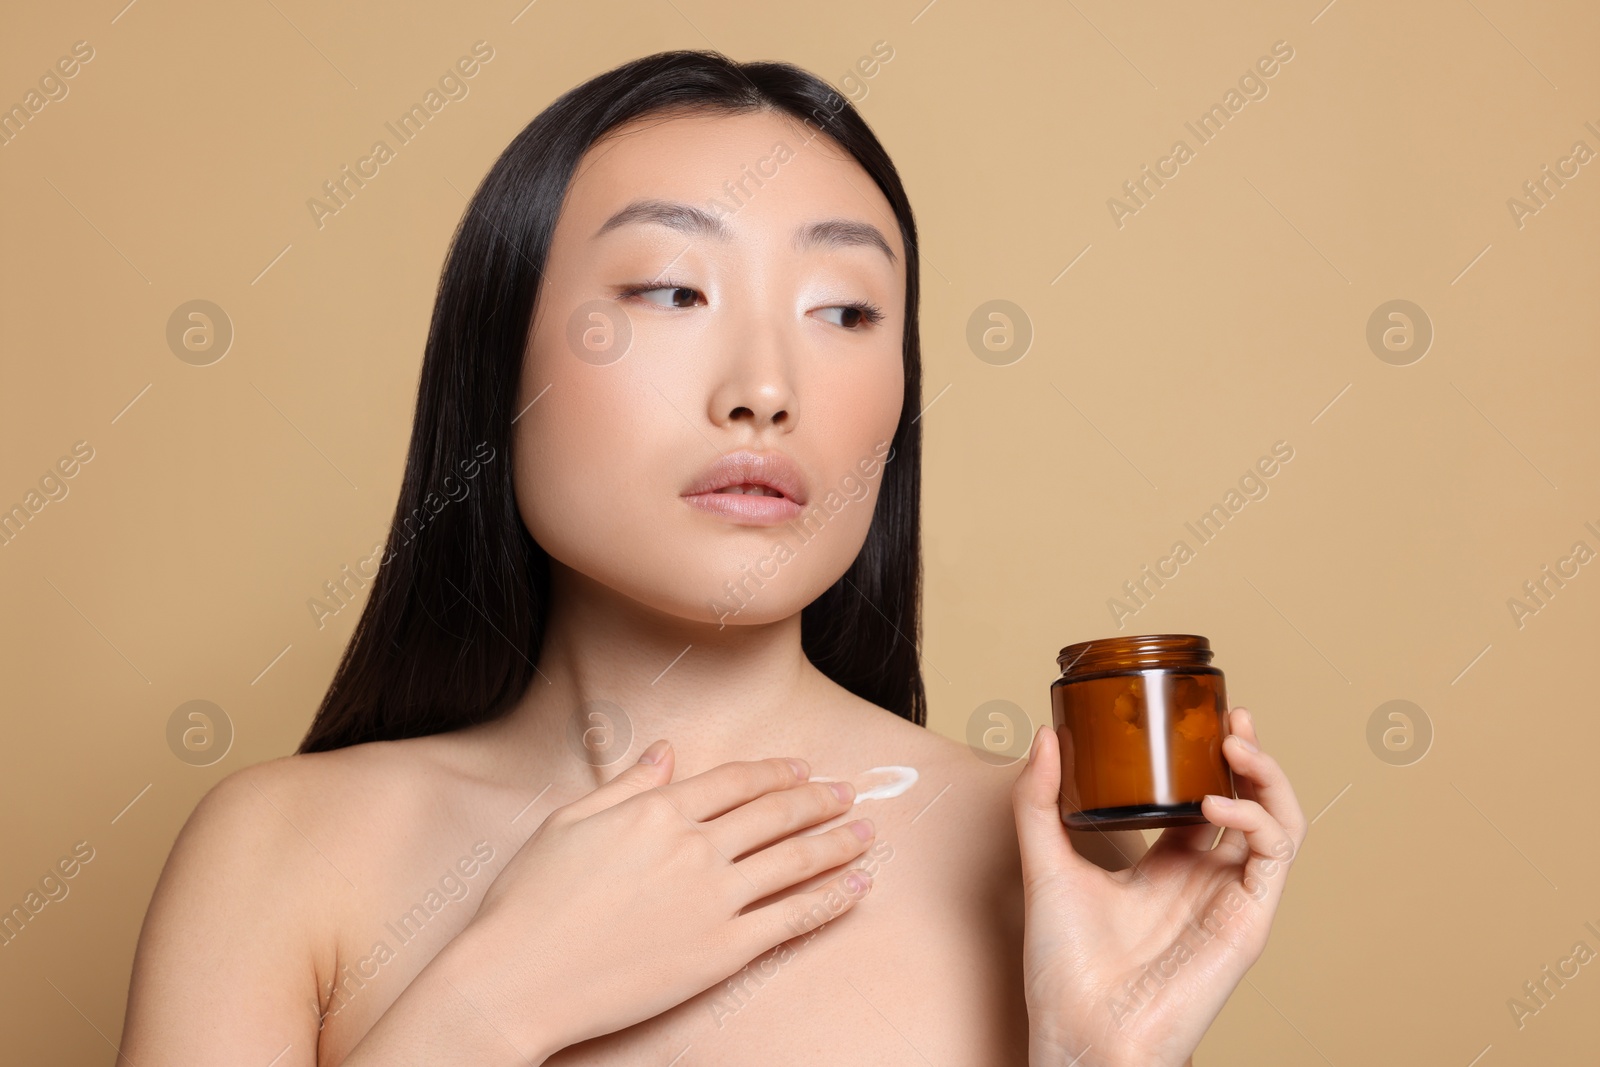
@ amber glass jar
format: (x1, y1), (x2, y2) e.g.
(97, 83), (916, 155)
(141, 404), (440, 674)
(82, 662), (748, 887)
(1050, 634), (1235, 831)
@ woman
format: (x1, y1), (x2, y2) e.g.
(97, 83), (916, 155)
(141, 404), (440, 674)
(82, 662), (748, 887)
(121, 50), (1304, 1065)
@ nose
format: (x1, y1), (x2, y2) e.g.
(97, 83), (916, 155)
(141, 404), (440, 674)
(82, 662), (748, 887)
(706, 323), (800, 433)
(720, 390), (793, 428)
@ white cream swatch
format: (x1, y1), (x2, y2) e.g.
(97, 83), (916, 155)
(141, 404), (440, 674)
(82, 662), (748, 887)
(811, 765), (919, 800)
(796, 765), (919, 836)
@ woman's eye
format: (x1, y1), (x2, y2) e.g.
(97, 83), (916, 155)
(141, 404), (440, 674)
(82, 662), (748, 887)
(626, 285), (702, 308)
(816, 303), (885, 330)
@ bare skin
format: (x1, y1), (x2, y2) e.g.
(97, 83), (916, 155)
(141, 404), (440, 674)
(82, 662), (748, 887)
(124, 673), (1084, 1065)
(121, 105), (1293, 1064)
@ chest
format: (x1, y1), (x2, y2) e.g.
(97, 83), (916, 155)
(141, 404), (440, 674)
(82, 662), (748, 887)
(316, 859), (1028, 1065)
(542, 892), (1030, 1065)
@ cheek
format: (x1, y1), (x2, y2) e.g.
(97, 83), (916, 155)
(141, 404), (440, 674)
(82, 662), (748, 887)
(780, 354), (904, 573)
(513, 362), (740, 621)
(815, 351), (904, 486)
(514, 375), (663, 557)
(516, 301), (658, 548)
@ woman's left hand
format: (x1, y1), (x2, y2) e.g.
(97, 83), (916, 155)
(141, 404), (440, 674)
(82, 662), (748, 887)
(1011, 707), (1306, 1067)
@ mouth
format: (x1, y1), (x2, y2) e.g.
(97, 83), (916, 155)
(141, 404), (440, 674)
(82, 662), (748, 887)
(682, 451), (809, 526)
(683, 481), (804, 526)
(711, 482), (788, 497)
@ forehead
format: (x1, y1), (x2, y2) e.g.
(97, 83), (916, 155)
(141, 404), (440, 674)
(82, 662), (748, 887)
(556, 108), (904, 263)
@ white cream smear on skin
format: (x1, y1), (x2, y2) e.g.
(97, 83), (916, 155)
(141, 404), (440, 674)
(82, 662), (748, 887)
(796, 765), (919, 836)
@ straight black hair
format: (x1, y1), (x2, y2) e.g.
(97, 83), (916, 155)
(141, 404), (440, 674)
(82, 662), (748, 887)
(299, 49), (925, 753)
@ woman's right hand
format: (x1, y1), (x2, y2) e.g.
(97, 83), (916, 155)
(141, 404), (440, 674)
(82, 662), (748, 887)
(439, 738), (875, 1058)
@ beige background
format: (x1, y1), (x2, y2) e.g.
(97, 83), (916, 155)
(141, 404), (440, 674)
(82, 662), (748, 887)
(3, 0), (1597, 1063)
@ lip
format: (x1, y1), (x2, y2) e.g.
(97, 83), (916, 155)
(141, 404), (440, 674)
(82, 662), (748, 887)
(682, 449), (809, 526)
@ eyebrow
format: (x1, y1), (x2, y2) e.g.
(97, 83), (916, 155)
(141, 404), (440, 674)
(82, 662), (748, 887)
(594, 198), (897, 266)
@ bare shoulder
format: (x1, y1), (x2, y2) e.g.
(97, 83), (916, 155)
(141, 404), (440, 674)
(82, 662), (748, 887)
(121, 735), (480, 1063)
(141, 748), (388, 942)
(833, 695), (1027, 854)
(167, 740), (445, 890)
(819, 693), (1028, 923)
(121, 753), (344, 1062)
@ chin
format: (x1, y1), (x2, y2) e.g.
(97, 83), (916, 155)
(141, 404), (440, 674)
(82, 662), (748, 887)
(531, 503), (866, 628)
(593, 558), (842, 630)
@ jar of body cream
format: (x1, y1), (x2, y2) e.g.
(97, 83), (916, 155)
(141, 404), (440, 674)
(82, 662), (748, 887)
(1050, 633), (1236, 831)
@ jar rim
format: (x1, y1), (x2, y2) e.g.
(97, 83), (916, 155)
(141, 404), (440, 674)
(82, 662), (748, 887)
(1056, 633), (1214, 675)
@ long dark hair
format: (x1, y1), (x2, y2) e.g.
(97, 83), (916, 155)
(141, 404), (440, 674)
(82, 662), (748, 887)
(298, 49), (926, 753)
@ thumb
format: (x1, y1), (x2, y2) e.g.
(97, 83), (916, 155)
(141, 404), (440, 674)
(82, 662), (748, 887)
(562, 739), (675, 820)
(1011, 726), (1091, 889)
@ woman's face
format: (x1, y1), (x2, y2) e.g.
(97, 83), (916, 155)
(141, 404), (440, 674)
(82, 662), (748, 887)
(514, 108), (907, 627)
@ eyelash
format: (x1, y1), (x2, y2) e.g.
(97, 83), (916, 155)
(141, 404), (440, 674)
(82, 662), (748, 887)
(617, 277), (886, 328)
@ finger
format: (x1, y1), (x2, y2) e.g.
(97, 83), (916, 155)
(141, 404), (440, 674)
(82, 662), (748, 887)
(659, 756), (811, 822)
(1200, 794), (1296, 883)
(1220, 727), (1306, 853)
(557, 738), (676, 822)
(706, 779), (858, 858)
(1232, 706), (1261, 748)
(1223, 707), (1260, 808)
(1215, 708), (1261, 853)
(734, 816), (876, 903)
(737, 863), (873, 949)
(1012, 726), (1109, 891)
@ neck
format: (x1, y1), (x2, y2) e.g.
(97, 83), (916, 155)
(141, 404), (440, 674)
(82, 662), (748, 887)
(496, 561), (832, 787)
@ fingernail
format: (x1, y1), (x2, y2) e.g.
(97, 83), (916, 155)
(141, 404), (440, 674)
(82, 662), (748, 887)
(787, 758), (808, 779)
(1228, 733), (1259, 753)
(830, 781), (854, 803)
(638, 739), (669, 764)
(846, 871), (869, 892)
(1207, 794), (1234, 807)
(848, 818), (874, 842)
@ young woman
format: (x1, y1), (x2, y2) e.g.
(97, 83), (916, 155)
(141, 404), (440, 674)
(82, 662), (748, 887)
(120, 50), (1305, 1066)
